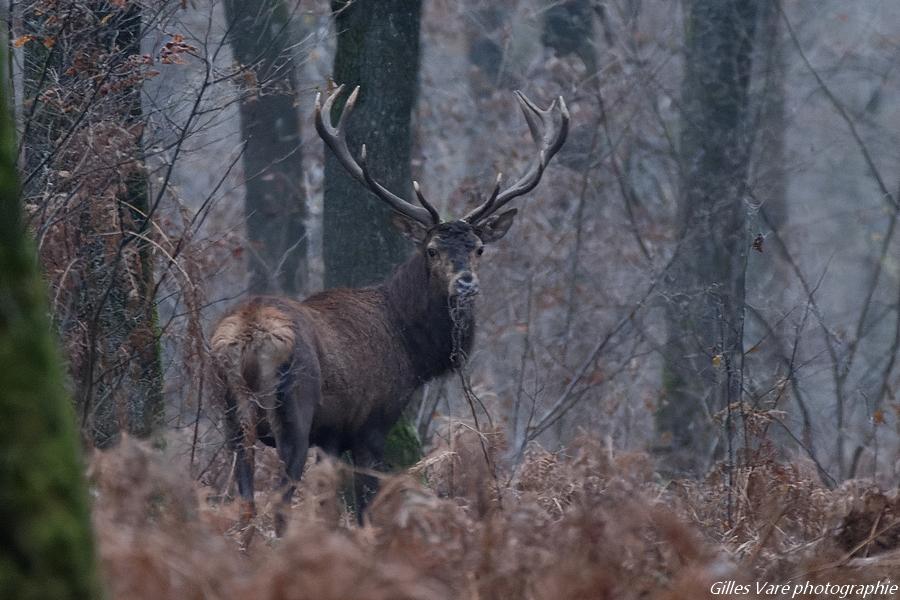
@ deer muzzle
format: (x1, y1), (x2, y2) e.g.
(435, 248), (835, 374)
(452, 271), (480, 298)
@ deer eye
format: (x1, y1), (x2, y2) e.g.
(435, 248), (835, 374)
(427, 248), (438, 258)
(476, 247), (484, 256)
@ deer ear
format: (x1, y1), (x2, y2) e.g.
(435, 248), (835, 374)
(475, 208), (518, 243)
(391, 214), (429, 243)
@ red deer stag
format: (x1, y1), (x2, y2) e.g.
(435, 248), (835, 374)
(211, 85), (568, 533)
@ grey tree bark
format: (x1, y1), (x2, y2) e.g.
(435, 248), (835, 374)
(744, 1), (799, 449)
(224, 0), (307, 295)
(753, 2), (788, 250)
(323, 0), (421, 289)
(658, 0), (758, 476)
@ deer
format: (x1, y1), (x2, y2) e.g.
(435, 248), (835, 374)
(210, 84), (568, 534)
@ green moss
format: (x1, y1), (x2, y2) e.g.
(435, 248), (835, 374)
(383, 417), (422, 471)
(0, 41), (102, 600)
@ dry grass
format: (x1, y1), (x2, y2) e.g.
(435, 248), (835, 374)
(88, 430), (900, 600)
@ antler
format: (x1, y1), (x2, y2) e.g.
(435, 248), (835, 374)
(315, 84), (439, 226)
(464, 91), (569, 224)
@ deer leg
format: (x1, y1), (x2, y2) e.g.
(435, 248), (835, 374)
(350, 429), (387, 524)
(270, 363), (316, 537)
(317, 434), (342, 459)
(224, 386), (256, 524)
(234, 442), (256, 522)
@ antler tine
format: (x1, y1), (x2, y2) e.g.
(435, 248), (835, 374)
(463, 172), (503, 225)
(464, 92), (569, 224)
(315, 85), (351, 149)
(315, 85), (434, 226)
(515, 90), (546, 143)
(413, 181), (441, 225)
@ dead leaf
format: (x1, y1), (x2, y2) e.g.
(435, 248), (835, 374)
(13, 35), (35, 48)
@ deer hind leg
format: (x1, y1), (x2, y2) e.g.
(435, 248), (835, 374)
(235, 442), (256, 522)
(223, 385), (257, 527)
(269, 361), (317, 537)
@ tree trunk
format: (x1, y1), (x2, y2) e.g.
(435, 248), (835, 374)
(22, 2), (162, 447)
(224, 0), (307, 295)
(0, 41), (101, 599)
(753, 2), (788, 249)
(658, 0), (758, 476)
(323, 0), (423, 465)
(323, 0), (421, 289)
(745, 1), (798, 450)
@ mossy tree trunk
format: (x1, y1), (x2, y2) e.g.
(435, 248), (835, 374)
(0, 40), (102, 600)
(658, 0), (758, 476)
(323, 0), (421, 289)
(22, 2), (162, 447)
(323, 0), (423, 466)
(224, 0), (307, 295)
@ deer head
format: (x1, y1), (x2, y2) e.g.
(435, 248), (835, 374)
(315, 85), (569, 300)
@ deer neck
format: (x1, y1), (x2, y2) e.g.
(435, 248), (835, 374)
(383, 252), (476, 383)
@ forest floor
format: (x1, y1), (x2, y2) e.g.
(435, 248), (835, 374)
(89, 425), (900, 600)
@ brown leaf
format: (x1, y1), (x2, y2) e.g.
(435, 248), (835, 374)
(13, 35), (35, 48)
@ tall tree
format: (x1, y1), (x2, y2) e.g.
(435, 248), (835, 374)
(323, 0), (423, 468)
(0, 40), (101, 599)
(752, 2), (787, 254)
(744, 1), (798, 448)
(22, 2), (162, 447)
(323, 0), (422, 289)
(224, 0), (307, 295)
(658, 0), (758, 475)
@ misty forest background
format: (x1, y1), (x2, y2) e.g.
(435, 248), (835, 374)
(3, 0), (900, 598)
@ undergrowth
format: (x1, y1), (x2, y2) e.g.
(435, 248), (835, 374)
(88, 428), (900, 600)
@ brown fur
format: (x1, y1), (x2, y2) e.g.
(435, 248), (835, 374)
(210, 221), (505, 532)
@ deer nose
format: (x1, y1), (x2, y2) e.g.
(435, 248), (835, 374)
(454, 272), (479, 297)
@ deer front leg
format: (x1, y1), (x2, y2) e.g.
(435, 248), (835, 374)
(350, 427), (388, 524)
(270, 372), (316, 536)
